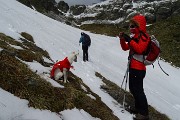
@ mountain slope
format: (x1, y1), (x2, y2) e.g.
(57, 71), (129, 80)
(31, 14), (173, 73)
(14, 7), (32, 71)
(0, 0), (180, 120)
(17, 0), (180, 67)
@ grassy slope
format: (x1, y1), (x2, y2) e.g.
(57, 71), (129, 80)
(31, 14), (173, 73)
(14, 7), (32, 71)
(80, 24), (126, 37)
(80, 15), (180, 67)
(0, 33), (119, 120)
(148, 16), (180, 67)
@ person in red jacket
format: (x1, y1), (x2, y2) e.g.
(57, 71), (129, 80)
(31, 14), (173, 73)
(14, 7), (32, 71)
(119, 14), (150, 120)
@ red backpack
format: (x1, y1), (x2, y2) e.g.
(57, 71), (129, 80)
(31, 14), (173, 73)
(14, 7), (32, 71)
(133, 33), (160, 66)
(133, 33), (169, 75)
(144, 35), (160, 65)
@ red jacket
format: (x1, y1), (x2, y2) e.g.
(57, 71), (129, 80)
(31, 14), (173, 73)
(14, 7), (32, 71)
(120, 15), (150, 70)
(50, 57), (73, 78)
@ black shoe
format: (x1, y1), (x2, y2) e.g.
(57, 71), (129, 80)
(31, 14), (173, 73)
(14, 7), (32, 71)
(133, 114), (149, 120)
(125, 106), (138, 114)
(129, 107), (138, 114)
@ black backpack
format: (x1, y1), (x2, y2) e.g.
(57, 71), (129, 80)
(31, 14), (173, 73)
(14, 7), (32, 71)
(84, 33), (91, 46)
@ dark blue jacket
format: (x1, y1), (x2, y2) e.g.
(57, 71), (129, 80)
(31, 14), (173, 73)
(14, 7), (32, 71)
(79, 34), (91, 47)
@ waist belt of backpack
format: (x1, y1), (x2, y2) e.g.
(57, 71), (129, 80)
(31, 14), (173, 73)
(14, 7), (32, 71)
(133, 54), (145, 63)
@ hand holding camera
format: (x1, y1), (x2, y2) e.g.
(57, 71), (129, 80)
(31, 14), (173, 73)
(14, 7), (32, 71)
(119, 32), (131, 43)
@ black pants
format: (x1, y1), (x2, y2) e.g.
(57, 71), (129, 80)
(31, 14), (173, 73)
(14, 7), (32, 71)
(82, 46), (88, 61)
(129, 68), (148, 116)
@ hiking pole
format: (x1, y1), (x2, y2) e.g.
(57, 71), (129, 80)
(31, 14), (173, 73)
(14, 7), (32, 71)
(121, 69), (129, 113)
(158, 59), (169, 76)
(0, 101), (6, 107)
(121, 58), (130, 88)
(121, 64), (129, 88)
(78, 43), (80, 54)
(121, 59), (130, 113)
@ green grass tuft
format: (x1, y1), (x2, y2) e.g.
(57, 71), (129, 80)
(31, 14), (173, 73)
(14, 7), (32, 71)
(21, 32), (34, 43)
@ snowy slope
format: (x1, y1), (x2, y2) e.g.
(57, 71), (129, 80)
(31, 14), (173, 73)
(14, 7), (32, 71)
(0, 0), (180, 120)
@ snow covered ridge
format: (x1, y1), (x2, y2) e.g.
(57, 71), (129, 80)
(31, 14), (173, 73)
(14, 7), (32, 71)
(17, 0), (180, 26)
(73, 0), (180, 25)
(0, 0), (180, 120)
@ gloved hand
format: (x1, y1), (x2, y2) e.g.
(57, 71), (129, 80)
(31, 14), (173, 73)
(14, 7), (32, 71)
(123, 33), (131, 43)
(119, 32), (131, 42)
(119, 32), (124, 39)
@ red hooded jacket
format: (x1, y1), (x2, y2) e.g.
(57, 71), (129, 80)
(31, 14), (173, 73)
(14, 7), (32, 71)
(120, 15), (150, 70)
(50, 57), (73, 78)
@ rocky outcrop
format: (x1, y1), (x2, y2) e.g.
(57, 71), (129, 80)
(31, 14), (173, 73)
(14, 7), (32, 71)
(18, 0), (58, 13)
(77, 0), (180, 25)
(57, 1), (69, 13)
(70, 5), (86, 15)
(18, 0), (180, 26)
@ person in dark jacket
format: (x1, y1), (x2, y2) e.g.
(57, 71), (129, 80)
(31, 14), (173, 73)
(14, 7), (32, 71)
(119, 14), (150, 120)
(79, 32), (91, 62)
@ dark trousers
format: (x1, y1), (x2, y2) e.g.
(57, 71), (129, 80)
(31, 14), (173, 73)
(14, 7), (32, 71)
(82, 46), (88, 61)
(129, 68), (148, 116)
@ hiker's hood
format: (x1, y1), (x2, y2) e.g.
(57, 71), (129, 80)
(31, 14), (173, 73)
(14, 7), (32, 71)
(132, 15), (146, 33)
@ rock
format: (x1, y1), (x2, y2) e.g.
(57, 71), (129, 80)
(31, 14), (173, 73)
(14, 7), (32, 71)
(156, 7), (171, 20)
(145, 12), (156, 23)
(57, 1), (69, 13)
(70, 5), (86, 15)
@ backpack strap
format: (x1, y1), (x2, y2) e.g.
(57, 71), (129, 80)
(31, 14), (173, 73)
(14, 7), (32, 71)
(139, 31), (151, 55)
(158, 58), (169, 76)
(132, 31), (150, 64)
(140, 31), (148, 39)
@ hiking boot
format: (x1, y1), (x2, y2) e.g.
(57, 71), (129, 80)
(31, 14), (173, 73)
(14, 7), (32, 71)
(129, 107), (138, 114)
(133, 114), (149, 120)
(125, 106), (138, 114)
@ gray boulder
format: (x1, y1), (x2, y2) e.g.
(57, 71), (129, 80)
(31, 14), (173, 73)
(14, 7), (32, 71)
(70, 5), (86, 15)
(57, 1), (69, 13)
